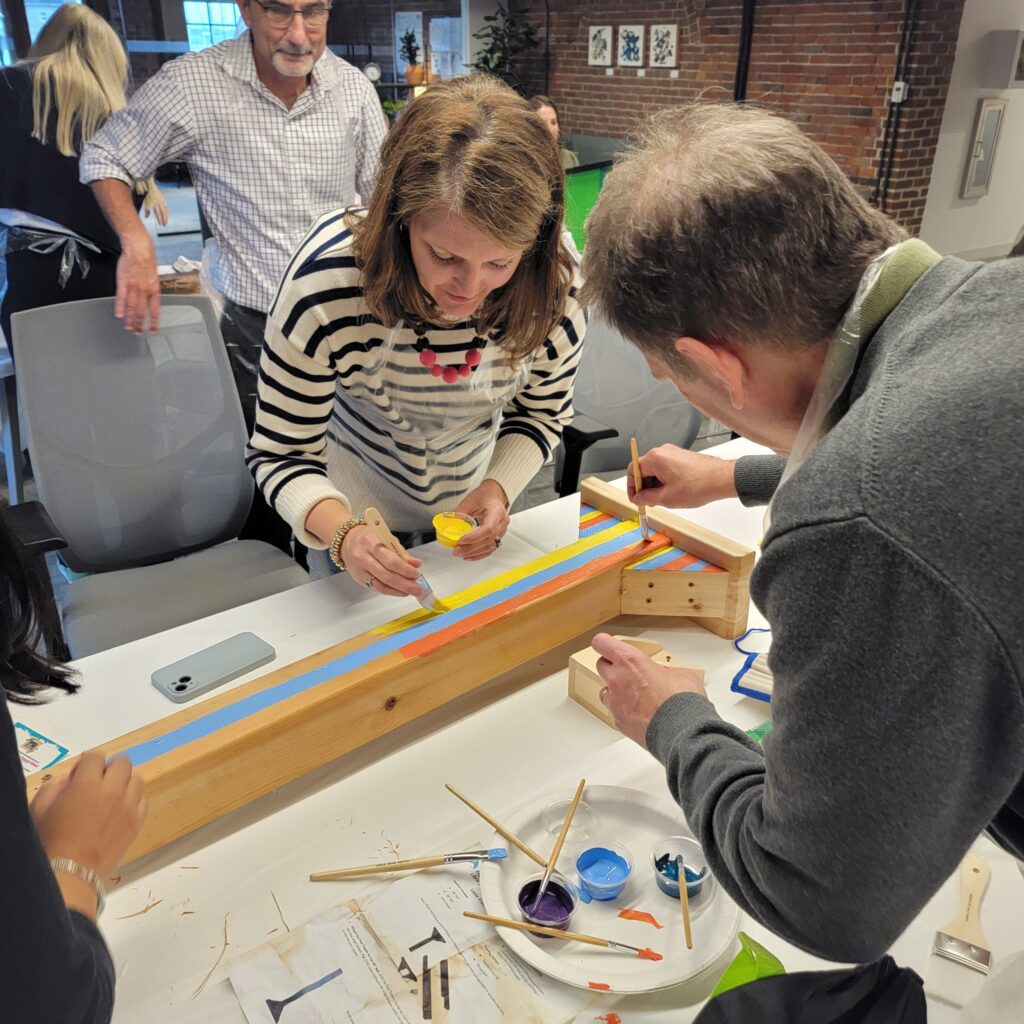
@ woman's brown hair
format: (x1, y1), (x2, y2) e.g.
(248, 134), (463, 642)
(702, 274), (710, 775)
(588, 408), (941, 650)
(351, 76), (572, 361)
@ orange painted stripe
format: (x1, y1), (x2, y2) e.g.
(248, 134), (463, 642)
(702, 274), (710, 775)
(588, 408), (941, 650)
(400, 533), (670, 659)
(578, 511), (614, 529)
(656, 553), (701, 572)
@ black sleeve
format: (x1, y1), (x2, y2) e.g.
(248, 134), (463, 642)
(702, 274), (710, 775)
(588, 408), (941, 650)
(0, 699), (115, 1024)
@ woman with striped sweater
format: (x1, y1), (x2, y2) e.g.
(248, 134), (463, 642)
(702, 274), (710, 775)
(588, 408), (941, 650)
(247, 76), (586, 596)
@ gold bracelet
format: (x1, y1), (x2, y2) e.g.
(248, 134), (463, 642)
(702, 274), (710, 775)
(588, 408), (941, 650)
(328, 516), (367, 571)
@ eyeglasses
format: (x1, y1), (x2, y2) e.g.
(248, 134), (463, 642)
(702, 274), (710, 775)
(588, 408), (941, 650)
(251, 0), (332, 28)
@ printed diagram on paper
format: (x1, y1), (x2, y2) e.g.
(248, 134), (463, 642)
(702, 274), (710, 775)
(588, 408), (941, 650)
(229, 868), (596, 1023)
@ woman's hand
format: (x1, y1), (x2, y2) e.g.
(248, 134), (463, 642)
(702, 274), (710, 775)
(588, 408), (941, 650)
(628, 445), (738, 510)
(453, 480), (510, 560)
(31, 750), (147, 884)
(341, 525), (427, 597)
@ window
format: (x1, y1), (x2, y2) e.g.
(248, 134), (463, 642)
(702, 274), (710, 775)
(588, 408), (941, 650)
(183, 1), (242, 53)
(24, 0), (81, 45)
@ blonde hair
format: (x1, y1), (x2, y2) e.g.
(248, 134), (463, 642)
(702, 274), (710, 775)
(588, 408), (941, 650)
(582, 102), (906, 355)
(27, 4), (161, 213)
(351, 76), (571, 361)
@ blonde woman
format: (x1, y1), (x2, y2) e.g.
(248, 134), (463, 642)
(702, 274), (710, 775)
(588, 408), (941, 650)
(0, 4), (165, 344)
(248, 76), (586, 596)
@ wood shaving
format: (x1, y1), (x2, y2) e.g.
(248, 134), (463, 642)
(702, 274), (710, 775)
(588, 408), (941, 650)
(271, 890), (290, 932)
(192, 913), (229, 999)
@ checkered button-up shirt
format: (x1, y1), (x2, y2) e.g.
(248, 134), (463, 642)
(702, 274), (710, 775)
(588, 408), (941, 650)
(81, 34), (387, 312)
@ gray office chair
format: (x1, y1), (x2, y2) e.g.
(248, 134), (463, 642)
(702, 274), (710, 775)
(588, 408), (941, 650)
(556, 319), (701, 496)
(11, 296), (307, 658)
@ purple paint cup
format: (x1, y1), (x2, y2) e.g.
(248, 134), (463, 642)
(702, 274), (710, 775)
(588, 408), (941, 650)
(517, 871), (579, 933)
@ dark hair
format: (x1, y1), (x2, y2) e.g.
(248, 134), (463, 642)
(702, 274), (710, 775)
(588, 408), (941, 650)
(0, 507), (77, 704)
(529, 94), (559, 118)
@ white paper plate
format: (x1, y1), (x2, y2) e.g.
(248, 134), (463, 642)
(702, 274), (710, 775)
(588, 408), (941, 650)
(478, 784), (740, 994)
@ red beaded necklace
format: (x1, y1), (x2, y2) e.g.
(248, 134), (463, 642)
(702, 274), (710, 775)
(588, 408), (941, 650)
(411, 322), (488, 384)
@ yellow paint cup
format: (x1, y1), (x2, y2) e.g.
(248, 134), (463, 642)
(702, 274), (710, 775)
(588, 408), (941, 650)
(433, 512), (478, 548)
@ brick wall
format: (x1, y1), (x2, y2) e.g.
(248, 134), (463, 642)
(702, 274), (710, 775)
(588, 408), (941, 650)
(513, 0), (965, 233)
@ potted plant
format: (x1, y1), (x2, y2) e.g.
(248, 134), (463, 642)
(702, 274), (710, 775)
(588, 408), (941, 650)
(469, 1), (539, 92)
(400, 29), (426, 85)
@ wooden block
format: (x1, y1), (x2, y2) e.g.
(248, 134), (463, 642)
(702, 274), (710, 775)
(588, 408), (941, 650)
(568, 638), (704, 728)
(26, 530), (655, 862)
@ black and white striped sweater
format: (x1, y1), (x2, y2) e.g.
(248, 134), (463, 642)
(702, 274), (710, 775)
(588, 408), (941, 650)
(246, 211), (587, 544)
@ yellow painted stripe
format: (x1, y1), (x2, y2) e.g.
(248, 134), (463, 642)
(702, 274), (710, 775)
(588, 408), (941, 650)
(372, 519), (639, 637)
(579, 509), (605, 525)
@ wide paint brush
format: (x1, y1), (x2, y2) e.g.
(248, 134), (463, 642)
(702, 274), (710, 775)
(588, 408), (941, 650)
(445, 783), (547, 867)
(925, 853), (992, 1007)
(309, 848), (508, 881)
(531, 778), (586, 913)
(629, 437), (651, 541)
(365, 506), (448, 613)
(465, 911), (663, 961)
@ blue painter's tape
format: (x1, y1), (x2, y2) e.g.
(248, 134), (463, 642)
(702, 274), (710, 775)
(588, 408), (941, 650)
(631, 548), (685, 571)
(121, 524), (645, 767)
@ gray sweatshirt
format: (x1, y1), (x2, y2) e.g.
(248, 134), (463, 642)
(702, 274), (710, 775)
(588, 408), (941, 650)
(646, 256), (1024, 963)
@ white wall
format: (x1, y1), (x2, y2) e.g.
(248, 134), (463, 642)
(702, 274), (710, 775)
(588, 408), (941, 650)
(919, 0), (1024, 258)
(460, 0), (499, 73)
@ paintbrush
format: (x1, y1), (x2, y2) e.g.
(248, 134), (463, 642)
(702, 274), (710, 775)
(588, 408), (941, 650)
(629, 437), (651, 541)
(925, 853), (992, 1007)
(365, 506), (448, 613)
(465, 911), (663, 961)
(531, 778), (586, 913)
(677, 855), (693, 950)
(445, 783), (547, 867)
(309, 848), (508, 881)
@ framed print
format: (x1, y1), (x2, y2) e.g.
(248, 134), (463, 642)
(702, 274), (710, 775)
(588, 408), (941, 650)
(588, 25), (612, 66)
(650, 24), (678, 68)
(617, 25), (644, 67)
(960, 98), (1007, 199)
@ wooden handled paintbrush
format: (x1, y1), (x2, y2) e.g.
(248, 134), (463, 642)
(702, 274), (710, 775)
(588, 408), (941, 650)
(629, 437), (651, 541)
(310, 848), (508, 881)
(465, 911), (663, 961)
(365, 506), (447, 613)
(530, 778), (586, 913)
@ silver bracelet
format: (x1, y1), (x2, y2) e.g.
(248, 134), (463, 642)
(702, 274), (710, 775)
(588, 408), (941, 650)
(50, 857), (107, 916)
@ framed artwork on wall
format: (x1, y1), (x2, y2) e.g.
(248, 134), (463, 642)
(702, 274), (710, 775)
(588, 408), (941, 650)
(588, 25), (612, 66)
(960, 97), (1007, 199)
(617, 25), (644, 67)
(650, 24), (678, 68)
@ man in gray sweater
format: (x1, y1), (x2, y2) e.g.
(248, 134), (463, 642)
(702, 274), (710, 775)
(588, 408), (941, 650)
(580, 102), (1024, 962)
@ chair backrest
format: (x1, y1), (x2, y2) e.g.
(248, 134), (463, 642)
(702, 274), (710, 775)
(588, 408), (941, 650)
(11, 296), (253, 572)
(570, 319), (701, 474)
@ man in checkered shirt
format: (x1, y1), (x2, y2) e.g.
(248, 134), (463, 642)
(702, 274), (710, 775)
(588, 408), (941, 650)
(81, 0), (387, 550)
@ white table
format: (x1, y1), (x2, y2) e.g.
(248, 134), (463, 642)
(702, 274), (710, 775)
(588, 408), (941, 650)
(16, 439), (1024, 1022)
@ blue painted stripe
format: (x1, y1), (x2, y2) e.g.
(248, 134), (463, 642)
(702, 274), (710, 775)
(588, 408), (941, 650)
(120, 525), (644, 767)
(683, 560), (709, 572)
(579, 504), (597, 516)
(632, 548), (685, 571)
(579, 518), (621, 538)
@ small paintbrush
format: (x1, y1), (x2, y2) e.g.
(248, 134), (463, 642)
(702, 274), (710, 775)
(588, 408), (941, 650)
(677, 854), (693, 950)
(310, 848), (508, 881)
(365, 506), (448, 613)
(925, 853), (992, 1007)
(629, 437), (651, 541)
(465, 911), (663, 961)
(530, 778), (586, 913)
(444, 783), (547, 867)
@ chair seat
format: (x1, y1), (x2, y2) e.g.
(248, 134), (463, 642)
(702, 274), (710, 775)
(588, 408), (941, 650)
(62, 539), (308, 659)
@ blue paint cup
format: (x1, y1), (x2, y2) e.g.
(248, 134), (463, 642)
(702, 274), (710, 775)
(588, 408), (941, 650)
(650, 836), (709, 900)
(575, 842), (633, 902)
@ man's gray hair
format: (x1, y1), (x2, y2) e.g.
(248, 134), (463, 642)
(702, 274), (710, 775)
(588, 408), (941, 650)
(580, 103), (906, 356)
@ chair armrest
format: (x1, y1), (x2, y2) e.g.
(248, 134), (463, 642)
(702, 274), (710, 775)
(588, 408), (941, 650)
(0, 501), (68, 557)
(556, 415), (620, 497)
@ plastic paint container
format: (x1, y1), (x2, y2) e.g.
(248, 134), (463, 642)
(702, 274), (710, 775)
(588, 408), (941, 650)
(433, 512), (478, 547)
(575, 842), (633, 902)
(517, 871), (579, 933)
(650, 836), (709, 899)
(542, 798), (598, 845)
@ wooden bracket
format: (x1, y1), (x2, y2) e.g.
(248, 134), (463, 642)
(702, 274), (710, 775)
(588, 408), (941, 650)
(568, 638), (704, 728)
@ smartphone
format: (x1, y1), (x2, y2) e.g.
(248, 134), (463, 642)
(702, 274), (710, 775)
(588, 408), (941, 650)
(151, 632), (276, 704)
